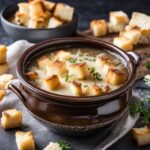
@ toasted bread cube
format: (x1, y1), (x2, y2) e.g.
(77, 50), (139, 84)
(110, 11), (129, 25)
(43, 1), (55, 11)
(16, 131), (35, 150)
(90, 20), (107, 37)
(0, 63), (8, 75)
(0, 74), (14, 90)
(0, 90), (5, 101)
(96, 53), (112, 68)
(102, 63), (115, 76)
(54, 3), (74, 22)
(84, 84), (103, 96)
(55, 50), (72, 61)
(26, 71), (38, 80)
(113, 36), (133, 51)
(1, 109), (22, 129)
(106, 69), (126, 85)
(132, 126), (150, 146)
(37, 56), (51, 70)
(70, 81), (82, 96)
(44, 142), (61, 150)
(120, 29), (141, 45)
(46, 60), (67, 76)
(0, 45), (7, 64)
(48, 17), (63, 28)
(69, 62), (90, 80)
(138, 29), (150, 44)
(43, 75), (60, 91)
(107, 22), (125, 33)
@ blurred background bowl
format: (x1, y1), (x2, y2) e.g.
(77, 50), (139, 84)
(0, 3), (78, 43)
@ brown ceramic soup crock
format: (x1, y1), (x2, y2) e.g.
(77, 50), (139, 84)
(9, 37), (141, 136)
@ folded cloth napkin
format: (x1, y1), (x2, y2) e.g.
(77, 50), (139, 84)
(0, 40), (140, 150)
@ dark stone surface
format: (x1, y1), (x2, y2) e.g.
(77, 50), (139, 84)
(0, 0), (150, 150)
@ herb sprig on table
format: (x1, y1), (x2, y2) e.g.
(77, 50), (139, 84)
(58, 140), (72, 150)
(130, 97), (150, 125)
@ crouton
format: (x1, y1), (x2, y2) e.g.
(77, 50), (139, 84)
(113, 36), (133, 51)
(110, 11), (129, 25)
(70, 81), (82, 96)
(54, 3), (74, 22)
(43, 0), (55, 11)
(0, 63), (8, 75)
(43, 75), (60, 91)
(48, 17), (63, 28)
(84, 84), (103, 96)
(55, 50), (72, 61)
(108, 22), (125, 33)
(1, 109), (22, 129)
(106, 69), (126, 85)
(0, 90), (5, 101)
(120, 29), (141, 45)
(16, 131), (35, 150)
(46, 60), (67, 76)
(90, 19), (107, 37)
(44, 142), (61, 150)
(26, 71), (38, 80)
(0, 45), (7, 64)
(37, 56), (51, 70)
(132, 126), (150, 146)
(68, 62), (90, 80)
(0, 74), (14, 90)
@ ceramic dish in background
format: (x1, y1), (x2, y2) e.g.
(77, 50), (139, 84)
(8, 37), (141, 136)
(0, 3), (78, 43)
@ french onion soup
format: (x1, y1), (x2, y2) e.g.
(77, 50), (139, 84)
(26, 48), (128, 96)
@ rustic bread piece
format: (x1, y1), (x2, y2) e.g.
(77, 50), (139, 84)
(90, 19), (107, 37)
(120, 29), (141, 45)
(37, 56), (51, 70)
(16, 131), (35, 150)
(0, 74), (14, 90)
(0, 90), (5, 101)
(70, 81), (82, 96)
(43, 0), (55, 11)
(84, 84), (103, 96)
(0, 45), (7, 64)
(48, 17), (63, 28)
(108, 22), (125, 33)
(54, 3), (74, 22)
(55, 50), (72, 61)
(43, 75), (60, 91)
(132, 126), (150, 146)
(113, 36), (133, 51)
(46, 60), (67, 76)
(110, 11), (129, 25)
(106, 69), (126, 85)
(68, 62), (90, 80)
(26, 71), (38, 80)
(44, 142), (61, 150)
(126, 12), (150, 31)
(1, 109), (22, 129)
(138, 29), (150, 44)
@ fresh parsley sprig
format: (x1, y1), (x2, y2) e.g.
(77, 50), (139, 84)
(130, 97), (150, 125)
(58, 140), (72, 150)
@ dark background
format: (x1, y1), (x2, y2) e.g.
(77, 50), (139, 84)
(0, 0), (150, 150)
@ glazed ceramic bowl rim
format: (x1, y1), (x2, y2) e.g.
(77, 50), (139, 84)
(17, 37), (137, 104)
(0, 2), (77, 31)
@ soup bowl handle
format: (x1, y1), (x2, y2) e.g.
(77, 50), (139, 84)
(8, 83), (27, 107)
(127, 51), (141, 67)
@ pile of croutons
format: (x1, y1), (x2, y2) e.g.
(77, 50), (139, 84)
(14, 0), (74, 29)
(90, 11), (150, 51)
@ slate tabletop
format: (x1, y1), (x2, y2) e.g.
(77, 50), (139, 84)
(0, 0), (150, 150)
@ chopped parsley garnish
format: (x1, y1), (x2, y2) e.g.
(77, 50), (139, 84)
(146, 61), (150, 70)
(58, 140), (72, 150)
(130, 97), (150, 125)
(83, 85), (88, 88)
(65, 74), (71, 82)
(89, 67), (102, 81)
(69, 58), (77, 63)
(84, 57), (96, 62)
